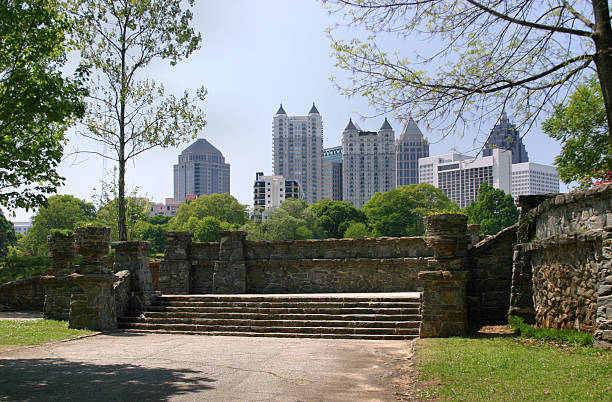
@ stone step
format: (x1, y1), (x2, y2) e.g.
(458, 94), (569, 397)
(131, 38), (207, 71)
(138, 311), (421, 321)
(120, 329), (418, 340)
(118, 322), (420, 336)
(158, 295), (421, 303)
(153, 301), (422, 309)
(118, 317), (421, 329)
(145, 306), (420, 315)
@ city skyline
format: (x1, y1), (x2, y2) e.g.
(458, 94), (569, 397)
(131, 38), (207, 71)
(5, 0), (567, 222)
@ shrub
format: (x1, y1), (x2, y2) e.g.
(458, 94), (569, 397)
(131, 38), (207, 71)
(509, 315), (594, 347)
(0, 256), (53, 284)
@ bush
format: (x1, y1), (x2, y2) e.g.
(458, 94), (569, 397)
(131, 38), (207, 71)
(509, 315), (594, 346)
(0, 256), (53, 284)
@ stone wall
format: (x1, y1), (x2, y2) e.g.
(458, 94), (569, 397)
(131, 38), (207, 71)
(162, 235), (434, 295)
(511, 183), (612, 348)
(467, 224), (517, 324)
(0, 276), (45, 311)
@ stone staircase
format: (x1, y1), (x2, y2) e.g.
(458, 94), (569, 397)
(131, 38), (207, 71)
(118, 293), (422, 340)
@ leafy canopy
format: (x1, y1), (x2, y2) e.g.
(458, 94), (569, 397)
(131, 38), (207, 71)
(542, 77), (612, 188)
(308, 199), (367, 239)
(21, 195), (96, 256)
(362, 184), (458, 237)
(325, 1), (612, 146)
(170, 193), (248, 231)
(67, 0), (206, 240)
(0, 0), (86, 211)
(463, 182), (519, 235)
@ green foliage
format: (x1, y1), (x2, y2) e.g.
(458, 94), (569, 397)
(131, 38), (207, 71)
(343, 222), (371, 239)
(362, 184), (458, 237)
(0, 256), (52, 284)
(0, 0), (87, 212)
(542, 77), (612, 188)
(241, 199), (324, 241)
(131, 215), (171, 254)
(67, 0), (206, 240)
(0, 319), (94, 347)
(326, 1), (612, 146)
(509, 316), (595, 347)
(308, 199), (367, 238)
(170, 193), (248, 231)
(0, 210), (16, 257)
(463, 182), (519, 235)
(183, 216), (236, 243)
(416, 337), (610, 401)
(96, 196), (150, 242)
(48, 229), (74, 237)
(21, 195), (95, 256)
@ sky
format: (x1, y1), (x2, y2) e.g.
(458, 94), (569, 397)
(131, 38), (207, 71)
(9, 0), (567, 222)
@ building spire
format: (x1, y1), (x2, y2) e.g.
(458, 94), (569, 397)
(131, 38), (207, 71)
(345, 118), (357, 131)
(308, 102), (319, 114)
(380, 117), (393, 130)
(276, 103), (286, 115)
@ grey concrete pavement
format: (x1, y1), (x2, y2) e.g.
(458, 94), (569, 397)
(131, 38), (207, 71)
(0, 332), (413, 401)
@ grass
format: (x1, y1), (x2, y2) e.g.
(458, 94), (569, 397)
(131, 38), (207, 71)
(0, 319), (94, 349)
(415, 337), (612, 401)
(509, 315), (594, 346)
(0, 256), (52, 284)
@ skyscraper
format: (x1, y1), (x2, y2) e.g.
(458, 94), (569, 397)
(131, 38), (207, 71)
(322, 146), (342, 201)
(252, 172), (301, 221)
(173, 138), (230, 201)
(395, 117), (429, 186)
(511, 162), (560, 198)
(483, 112), (529, 164)
(342, 118), (396, 207)
(272, 103), (323, 204)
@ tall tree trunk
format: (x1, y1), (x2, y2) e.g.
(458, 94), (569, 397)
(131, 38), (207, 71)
(118, 16), (128, 242)
(592, 0), (612, 150)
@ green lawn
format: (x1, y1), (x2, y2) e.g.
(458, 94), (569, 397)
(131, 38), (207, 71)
(0, 319), (94, 349)
(415, 337), (612, 401)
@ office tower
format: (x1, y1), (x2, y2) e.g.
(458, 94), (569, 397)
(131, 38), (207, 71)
(395, 117), (429, 186)
(272, 103), (323, 204)
(173, 138), (230, 201)
(511, 162), (560, 198)
(253, 172), (300, 221)
(419, 149), (512, 208)
(323, 146), (343, 201)
(342, 118), (396, 207)
(483, 112), (529, 164)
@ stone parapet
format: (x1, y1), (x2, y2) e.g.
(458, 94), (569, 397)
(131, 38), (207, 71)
(595, 238), (612, 348)
(68, 273), (116, 331)
(213, 231), (247, 294)
(160, 232), (193, 294)
(47, 233), (76, 276)
(424, 214), (468, 260)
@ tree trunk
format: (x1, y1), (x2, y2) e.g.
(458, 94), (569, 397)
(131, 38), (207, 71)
(118, 18), (128, 242)
(592, 0), (612, 150)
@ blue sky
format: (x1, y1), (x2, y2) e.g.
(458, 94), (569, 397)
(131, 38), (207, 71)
(10, 0), (566, 221)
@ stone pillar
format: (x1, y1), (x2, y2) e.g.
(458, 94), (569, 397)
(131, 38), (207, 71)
(43, 232), (76, 321)
(419, 213), (470, 337)
(419, 270), (470, 337)
(111, 241), (157, 315)
(159, 232), (193, 294)
(595, 237), (612, 349)
(467, 224), (481, 248)
(213, 231), (247, 294)
(68, 226), (116, 331)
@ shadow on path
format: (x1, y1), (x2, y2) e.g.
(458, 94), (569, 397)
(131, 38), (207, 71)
(0, 358), (216, 401)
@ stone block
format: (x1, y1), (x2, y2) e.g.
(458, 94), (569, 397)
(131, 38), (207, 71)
(68, 273), (116, 331)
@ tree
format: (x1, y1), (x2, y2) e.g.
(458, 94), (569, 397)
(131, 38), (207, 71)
(362, 184), (458, 237)
(463, 182), (519, 235)
(67, 0), (206, 241)
(241, 199), (325, 241)
(542, 77), (612, 187)
(169, 193), (248, 231)
(0, 0), (86, 212)
(343, 222), (371, 239)
(308, 199), (367, 238)
(21, 195), (96, 255)
(0, 210), (16, 257)
(96, 195), (150, 242)
(326, 1), (612, 148)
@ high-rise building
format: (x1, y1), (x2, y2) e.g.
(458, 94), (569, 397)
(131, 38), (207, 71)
(511, 162), (560, 198)
(342, 118), (396, 207)
(253, 172), (300, 221)
(419, 149), (512, 208)
(483, 112), (529, 164)
(323, 146), (343, 201)
(272, 103), (323, 204)
(395, 117), (429, 186)
(173, 138), (230, 201)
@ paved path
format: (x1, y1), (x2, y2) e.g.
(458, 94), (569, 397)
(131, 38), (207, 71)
(0, 333), (413, 401)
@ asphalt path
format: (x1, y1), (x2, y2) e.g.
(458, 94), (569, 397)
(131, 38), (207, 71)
(0, 332), (413, 401)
